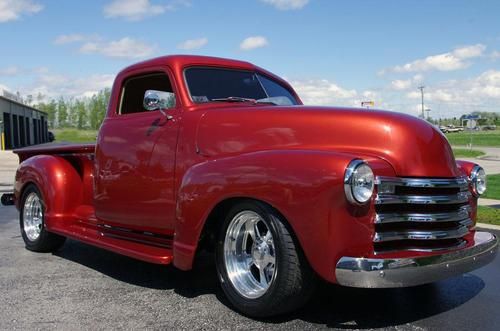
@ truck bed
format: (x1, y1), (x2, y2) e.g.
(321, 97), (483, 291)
(13, 142), (95, 162)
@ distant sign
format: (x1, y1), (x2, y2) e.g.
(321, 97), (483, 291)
(361, 101), (375, 108)
(463, 114), (480, 120)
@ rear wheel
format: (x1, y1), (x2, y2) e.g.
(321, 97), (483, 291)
(216, 200), (316, 317)
(20, 184), (65, 252)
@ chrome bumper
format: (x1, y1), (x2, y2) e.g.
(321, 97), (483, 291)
(335, 231), (498, 288)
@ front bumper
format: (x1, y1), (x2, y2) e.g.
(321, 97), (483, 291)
(335, 231), (498, 288)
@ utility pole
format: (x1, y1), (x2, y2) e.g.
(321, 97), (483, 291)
(418, 86), (425, 119)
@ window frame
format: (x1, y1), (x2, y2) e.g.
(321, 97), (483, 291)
(116, 69), (179, 117)
(182, 66), (299, 106)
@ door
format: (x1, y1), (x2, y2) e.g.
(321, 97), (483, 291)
(94, 69), (180, 235)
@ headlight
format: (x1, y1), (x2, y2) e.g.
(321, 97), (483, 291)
(470, 165), (487, 196)
(344, 160), (375, 204)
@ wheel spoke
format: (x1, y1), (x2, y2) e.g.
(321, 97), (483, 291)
(245, 219), (256, 242)
(264, 231), (273, 245)
(259, 267), (269, 287)
(245, 254), (254, 270)
(254, 221), (264, 243)
(264, 254), (275, 267)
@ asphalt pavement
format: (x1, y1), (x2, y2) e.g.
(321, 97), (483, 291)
(1, 204), (500, 330)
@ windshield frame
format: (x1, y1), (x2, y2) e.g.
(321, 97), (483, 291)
(182, 66), (300, 106)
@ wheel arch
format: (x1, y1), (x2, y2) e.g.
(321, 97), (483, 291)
(172, 149), (357, 277)
(14, 154), (84, 230)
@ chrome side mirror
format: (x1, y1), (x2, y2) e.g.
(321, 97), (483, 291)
(143, 90), (176, 119)
(144, 91), (162, 111)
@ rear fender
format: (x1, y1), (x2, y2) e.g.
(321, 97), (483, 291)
(14, 155), (83, 230)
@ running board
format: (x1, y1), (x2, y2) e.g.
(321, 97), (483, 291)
(50, 222), (173, 265)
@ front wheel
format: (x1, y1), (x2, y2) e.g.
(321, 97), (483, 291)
(20, 184), (66, 252)
(216, 201), (316, 317)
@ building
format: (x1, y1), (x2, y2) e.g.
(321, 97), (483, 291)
(0, 94), (49, 150)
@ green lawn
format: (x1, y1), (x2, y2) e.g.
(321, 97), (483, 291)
(477, 206), (500, 226)
(445, 130), (500, 147)
(482, 174), (500, 200)
(452, 148), (485, 158)
(52, 129), (98, 143)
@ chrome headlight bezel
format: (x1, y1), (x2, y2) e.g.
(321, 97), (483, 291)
(470, 165), (487, 196)
(344, 160), (375, 204)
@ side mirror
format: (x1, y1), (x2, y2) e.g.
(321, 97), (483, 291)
(143, 90), (176, 119)
(143, 90), (162, 111)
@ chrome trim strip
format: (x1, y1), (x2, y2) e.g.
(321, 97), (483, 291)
(375, 191), (470, 205)
(375, 206), (471, 224)
(335, 232), (498, 288)
(373, 225), (470, 242)
(375, 176), (469, 189)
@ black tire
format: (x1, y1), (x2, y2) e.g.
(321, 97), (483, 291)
(20, 184), (66, 252)
(216, 200), (316, 317)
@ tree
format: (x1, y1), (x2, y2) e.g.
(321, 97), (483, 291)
(57, 97), (68, 128)
(75, 99), (87, 129)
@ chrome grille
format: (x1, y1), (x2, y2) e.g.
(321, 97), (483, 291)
(374, 176), (472, 254)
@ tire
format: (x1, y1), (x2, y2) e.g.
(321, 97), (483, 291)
(216, 200), (316, 317)
(20, 184), (66, 252)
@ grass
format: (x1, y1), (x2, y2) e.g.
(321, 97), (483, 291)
(452, 148), (485, 158)
(52, 129), (98, 143)
(445, 130), (500, 147)
(482, 174), (500, 200)
(477, 206), (500, 226)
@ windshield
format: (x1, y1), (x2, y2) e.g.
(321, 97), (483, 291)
(184, 67), (299, 106)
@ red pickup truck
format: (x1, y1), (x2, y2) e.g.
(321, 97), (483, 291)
(10, 55), (498, 317)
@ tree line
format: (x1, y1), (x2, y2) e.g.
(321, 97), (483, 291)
(35, 89), (111, 130)
(428, 111), (500, 127)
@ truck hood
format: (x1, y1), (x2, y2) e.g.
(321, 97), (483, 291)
(195, 105), (459, 177)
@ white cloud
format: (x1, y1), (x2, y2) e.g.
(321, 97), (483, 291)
(177, 37), (208, 50)
(79, 37), (156, 59)
(0, 0), (42, 22)
(260, 0), (309, 10)
(402, 69), (500, 117)
(29, 72), (115, 99)
(240, 36), (269, 51)
(490, 51), (500, 60)
(0, 66), (19, 76)
(104, 0), (189, 21)
(54, 34), (89, 45)
(386, 44), (486, 73)
(391, 79), (412, 90)
(390, 74), (424, 91)
(290, 78), (358, 106)
(0, 83), (10, 93)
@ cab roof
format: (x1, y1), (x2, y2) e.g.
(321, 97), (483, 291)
(120, 55), (258, 73)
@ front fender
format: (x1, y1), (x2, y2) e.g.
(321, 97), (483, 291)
(174, 150), (394, 281)
(14, 155), (83, 230)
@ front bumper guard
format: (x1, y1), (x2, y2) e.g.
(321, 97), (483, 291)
(335, 231), (498, 288)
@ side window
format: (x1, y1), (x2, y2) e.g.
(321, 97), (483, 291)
(119, 72), (176, 115)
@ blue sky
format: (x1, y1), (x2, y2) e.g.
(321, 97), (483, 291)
(1, 0), (500, 118)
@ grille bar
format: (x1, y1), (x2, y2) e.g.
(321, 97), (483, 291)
(375, 176), (469, 189)
(374, 224), (470, 243)
(375, 192), (470, 205)
(375, 206), (470, 224)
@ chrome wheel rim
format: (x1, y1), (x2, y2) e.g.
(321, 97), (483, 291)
(23, 192), (43, 241)
(224, 210), (276, 299)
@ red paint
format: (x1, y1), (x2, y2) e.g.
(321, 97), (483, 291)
(12, 55), (483, 283)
